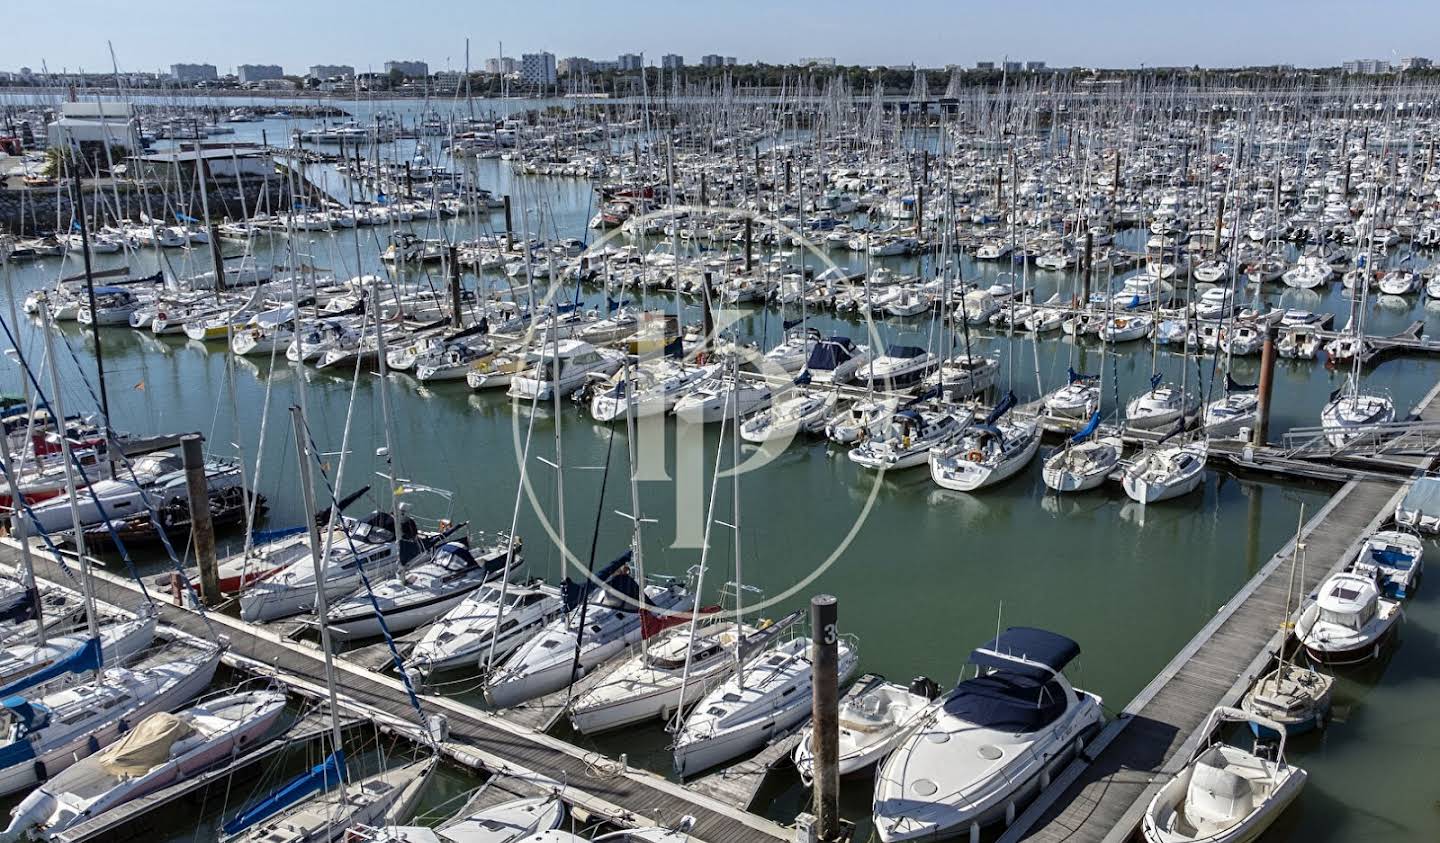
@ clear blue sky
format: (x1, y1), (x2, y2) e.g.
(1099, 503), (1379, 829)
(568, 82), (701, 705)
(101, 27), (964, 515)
(8, 0), (1439, 73)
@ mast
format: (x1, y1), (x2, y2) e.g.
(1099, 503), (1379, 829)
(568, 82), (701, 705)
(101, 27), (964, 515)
(288, 406), (348, 784)
(371, 286), (403, 565)
(38, 300), (101, 646)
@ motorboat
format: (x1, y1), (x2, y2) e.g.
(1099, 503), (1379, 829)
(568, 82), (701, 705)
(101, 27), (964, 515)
(1122, 441), (1208, 504)
(872, 628), (1104, 842)
(1141, 707), (1305, 843)
(322, 538), (521, 639)
(2, 688), (287, 841)
(859, 345), (937, 391)
(850, 408), (969, 471)
(407, 580), (563, 676)
(1395, 477), (1440, 535)
(672, 632), (858, 778)
(1293, 571), (1402, 665)
(672, 374), (773, 423)
(507, 340), (625, 402)
(740, 389), (837, 443)
(1349, 530), (1423, 599)
(792, 674), (937, 782)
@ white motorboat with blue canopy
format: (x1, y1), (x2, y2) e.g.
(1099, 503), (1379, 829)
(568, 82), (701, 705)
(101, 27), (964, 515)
(1349, 530), (1423, 599)
(802, 336), (870, 385)
(872, 627), (1103, 842)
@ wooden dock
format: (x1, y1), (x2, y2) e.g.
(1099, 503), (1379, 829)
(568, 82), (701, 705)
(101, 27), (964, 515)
(998, 476), (1407, 843)
(1, 541), (792, 843)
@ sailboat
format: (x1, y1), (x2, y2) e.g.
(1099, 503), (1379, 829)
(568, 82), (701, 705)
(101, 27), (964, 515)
(2, 687), (288, 841)
(1321, 233), (1393, 446)
(929, 392), (1041, 491)
(1241, 508), (1333, 736)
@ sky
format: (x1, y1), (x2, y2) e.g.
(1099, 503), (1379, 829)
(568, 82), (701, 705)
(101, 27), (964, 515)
(6, 0), (1440, 74)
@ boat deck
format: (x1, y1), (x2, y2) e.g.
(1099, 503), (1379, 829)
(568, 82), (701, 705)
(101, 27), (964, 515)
(1, 541), (792, 843)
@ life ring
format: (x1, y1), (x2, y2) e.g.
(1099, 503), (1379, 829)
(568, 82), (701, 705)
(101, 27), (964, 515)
(967, 449), (984, 462)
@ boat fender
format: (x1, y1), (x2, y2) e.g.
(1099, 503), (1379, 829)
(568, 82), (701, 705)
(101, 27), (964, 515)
(967, 450), (983, 462)
(32, 760), (46, 781)
(86, 735), (99, 755)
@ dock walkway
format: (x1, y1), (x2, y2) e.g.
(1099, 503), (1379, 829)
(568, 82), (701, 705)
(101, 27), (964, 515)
(1000, 477), (1405, 843)
(1, 541), (791, 843)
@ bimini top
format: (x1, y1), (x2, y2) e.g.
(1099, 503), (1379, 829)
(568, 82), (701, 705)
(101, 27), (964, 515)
(884, 344), (928, 359)
(969, 626), (1081, 680)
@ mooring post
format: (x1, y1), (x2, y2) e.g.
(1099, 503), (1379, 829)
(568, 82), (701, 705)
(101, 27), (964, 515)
(811, 594), (840, 842)
(182, 434), (221, 606)
(448, 246), (464, 328)
(1255, 322), (1279, 447)
(502, 194), (514, 251)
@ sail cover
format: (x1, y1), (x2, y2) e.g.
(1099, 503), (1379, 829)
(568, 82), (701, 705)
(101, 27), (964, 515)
(97, 712), (193, 776)
(222, 750), (346, 835)
(0, 636), (101, 699)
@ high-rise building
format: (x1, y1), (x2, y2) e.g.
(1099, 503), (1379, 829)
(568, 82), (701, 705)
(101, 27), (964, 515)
(385, 60), (429, 77)
(1399, 56), (1432, 71)
(1002, 61), (1022, 73)
(308, 64), (354, 79)
(1342, 59), (1391, 74)
(485, 57), (519, 74)
(618, 53), (644, 71)
(559, 57), (594, 75)
(237, 64), (284, 84)
(975, 61), (995, 70)
(1025, 61), (1047, 71)
(661, 54), (684, 70)
(521, 52), (557, 85)
(170, 63), (218, 83)
(724, 57), (737, 66)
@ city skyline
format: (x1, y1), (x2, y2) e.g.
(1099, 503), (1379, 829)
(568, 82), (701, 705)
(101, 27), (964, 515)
(5, 0), (1439, 74)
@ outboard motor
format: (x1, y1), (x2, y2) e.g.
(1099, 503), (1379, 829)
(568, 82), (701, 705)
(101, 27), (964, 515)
(909, 675), (941, 701)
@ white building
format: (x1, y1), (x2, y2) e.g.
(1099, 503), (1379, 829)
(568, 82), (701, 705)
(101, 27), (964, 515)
(308, 64), (354, 79)
(661, 54), (684, 70)
(1399, 56), (1432, 72)
(485, 57), (519, 74)
(558, 57), (594, 75)
(800, 57), (836, 68)
(170, 63), (217, 83)
(521, 52), (557, 85)
(1025, 61), (1047, 71)
(47, 101), (142, 153)
(385, 60), (429, 77)
(1342, 59), (1391, 74)
(618, 53), (644, 71)
(237, 64), (284, 84)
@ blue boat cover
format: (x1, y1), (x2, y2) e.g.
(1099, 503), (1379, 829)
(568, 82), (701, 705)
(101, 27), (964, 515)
(983, 391), (1017, 426)
(805, 338), (858, 372)
(1070, 411), (1101, 443)
(885, 344), (927, 359)
(969, 627), (1081, 680)
(943, 672), (1068, 733)
(1067, 367), (1098, 384)
(222, 750), (346, 836)
(0, 636), (101, 699)
(1371, 548), (1415, 570)
(562, 549), (633, 611)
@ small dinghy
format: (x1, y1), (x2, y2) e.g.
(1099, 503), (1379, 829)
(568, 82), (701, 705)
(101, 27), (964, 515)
(1142, 707), (1306, 843)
